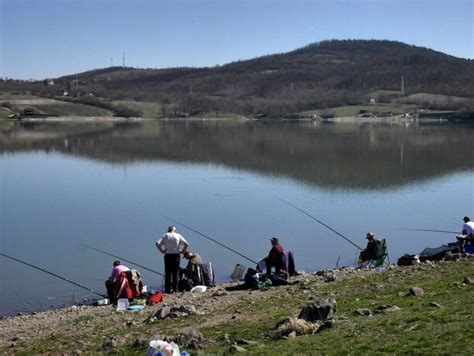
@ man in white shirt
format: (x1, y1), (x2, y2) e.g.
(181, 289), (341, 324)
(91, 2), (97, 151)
(462, 216), (474, 236)
(458, 216), (474, 253)
(156, 225), (189, 293)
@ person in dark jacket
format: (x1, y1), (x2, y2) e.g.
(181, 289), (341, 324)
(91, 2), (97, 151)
(264, 237), (286, 274)
(359, 232), (380, 267)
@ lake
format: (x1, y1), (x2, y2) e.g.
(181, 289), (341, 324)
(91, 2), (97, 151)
(0, 119), (473, 316)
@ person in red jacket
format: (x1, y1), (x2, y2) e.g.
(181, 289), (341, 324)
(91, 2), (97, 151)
(264, 237), (286, 274)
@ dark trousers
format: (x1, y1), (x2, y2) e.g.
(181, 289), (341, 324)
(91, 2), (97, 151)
(105, 280), (117, 302)
(264, 256), (285, 274)
(164, 253), (180, 293)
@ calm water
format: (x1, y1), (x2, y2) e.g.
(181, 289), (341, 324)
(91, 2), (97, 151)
(0, 120), (473, 315)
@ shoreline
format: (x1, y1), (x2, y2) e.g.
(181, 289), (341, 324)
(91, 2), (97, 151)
(4, 114), (464, 125)
(1, 255), (473, 353)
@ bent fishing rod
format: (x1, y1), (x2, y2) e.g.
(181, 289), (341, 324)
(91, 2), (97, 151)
(0, 253), (105, 297)
(276, 197), (363, 251)
(161, 214), (258, 265)
(397, 228), (459, 234)
(80, 244), (164, 277)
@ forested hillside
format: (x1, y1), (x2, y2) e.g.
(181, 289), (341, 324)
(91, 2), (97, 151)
(2, 40), (473, 117)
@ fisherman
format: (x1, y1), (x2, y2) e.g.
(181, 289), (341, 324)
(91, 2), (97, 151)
(457, 216), (474, 252)
(177, 250), (204, 291)
(105, 260), (130, 302)
(359, 232), (381, 268)
(263, 237), (286, 275)
(462, 216), (474, 236)
(156, 225), (189, 294)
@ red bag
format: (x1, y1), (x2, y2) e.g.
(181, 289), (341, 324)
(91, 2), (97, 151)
(149, 291), (164, 304)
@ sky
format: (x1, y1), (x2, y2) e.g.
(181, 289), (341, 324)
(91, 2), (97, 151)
(0, 0), (472, 79)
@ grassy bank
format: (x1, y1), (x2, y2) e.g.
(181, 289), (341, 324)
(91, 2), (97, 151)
(301, 104), (411, 118)
(1, 258), (473, 354)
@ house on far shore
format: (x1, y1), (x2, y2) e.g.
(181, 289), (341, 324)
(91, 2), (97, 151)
(43, 78), (55, 86)
(369, 98), (376, 104)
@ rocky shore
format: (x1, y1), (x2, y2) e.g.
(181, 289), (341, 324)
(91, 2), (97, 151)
(1, 254), (473, 354)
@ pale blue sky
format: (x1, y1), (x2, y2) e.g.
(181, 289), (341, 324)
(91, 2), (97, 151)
(1, 0), (472, 79)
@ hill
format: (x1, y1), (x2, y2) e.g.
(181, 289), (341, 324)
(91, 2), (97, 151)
(2, 40), (473, 117)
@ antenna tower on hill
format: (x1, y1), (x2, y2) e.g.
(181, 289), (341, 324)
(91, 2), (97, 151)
(123, 52), (126, 67)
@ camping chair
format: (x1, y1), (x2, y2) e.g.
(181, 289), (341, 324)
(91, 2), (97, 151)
(368, 238), (390, 268)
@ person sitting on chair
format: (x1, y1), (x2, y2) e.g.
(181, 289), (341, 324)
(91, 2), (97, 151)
(359, 232), (381, 268)
(181, 250), (203, 286)
(105, 260), (130, 303)
(457, 216), (474, 252)
(263, 237), (287, 274)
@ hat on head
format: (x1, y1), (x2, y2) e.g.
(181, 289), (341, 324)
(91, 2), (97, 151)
(366, 232), (375, 239)
(463, 216), (470, 222)
(270, 237), (279, 243)
(183, 250), (194, 257)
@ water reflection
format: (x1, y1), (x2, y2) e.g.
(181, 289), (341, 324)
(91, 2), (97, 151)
(1, 120), (473, 189)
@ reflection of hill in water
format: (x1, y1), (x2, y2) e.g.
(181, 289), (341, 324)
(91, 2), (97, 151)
(1, 121), (473, 189)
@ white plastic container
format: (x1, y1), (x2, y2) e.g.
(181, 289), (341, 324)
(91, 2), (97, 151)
(116, 298), (129, 311)
(97, 298), (110, 306)
(190, 285), (207, 293)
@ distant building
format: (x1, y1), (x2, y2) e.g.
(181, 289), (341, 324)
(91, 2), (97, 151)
(370, 98), (376, 104)
(43, 78), (55, 86)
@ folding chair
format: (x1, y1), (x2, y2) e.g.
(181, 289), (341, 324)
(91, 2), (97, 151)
(368, 238), (390, 268)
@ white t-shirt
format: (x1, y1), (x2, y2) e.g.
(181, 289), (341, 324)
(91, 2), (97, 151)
(157, 232), (188, 254)
(463, 221), (474, 235)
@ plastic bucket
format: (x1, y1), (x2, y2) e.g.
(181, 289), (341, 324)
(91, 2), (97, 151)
(117, 298), (129, 311)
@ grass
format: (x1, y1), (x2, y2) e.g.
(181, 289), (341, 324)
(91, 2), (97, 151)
(200, 260), (474, 354)
(0, 107), (14, 120)
(9, 101), (113, 117)
(33, 102), (113, 116)
(367, 90), (401, 99)
(302, 104), (410, 118)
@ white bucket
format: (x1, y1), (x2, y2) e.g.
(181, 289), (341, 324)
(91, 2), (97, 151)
(117, 298), (129, 311)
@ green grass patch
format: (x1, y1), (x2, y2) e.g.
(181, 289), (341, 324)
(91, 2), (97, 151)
(33, 102), (113, 116)
(368, 89), (401, 99)
(302, 104), (409, 118)
(0, 107), (14, 120)
(201, 261), (474, 354)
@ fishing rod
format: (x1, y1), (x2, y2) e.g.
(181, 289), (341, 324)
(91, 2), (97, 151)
(0, 253), (105, 297)
(80, 244), (164, 277)
(398, 228), (459, 234)
(276, 197), (363, 251)
(161, 215), (258, 265)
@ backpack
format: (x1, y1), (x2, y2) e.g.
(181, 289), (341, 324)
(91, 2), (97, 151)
(178, 278), (194, 292)
(397, 254), (417, 266)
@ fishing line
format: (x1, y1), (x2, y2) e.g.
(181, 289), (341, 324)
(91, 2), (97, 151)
(80, 244), (164, 277)
(397, 228), (458, 234)
(160, 215), (258, 265)
(0, 253), (105, 297)
(276, 197), (363, 250)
